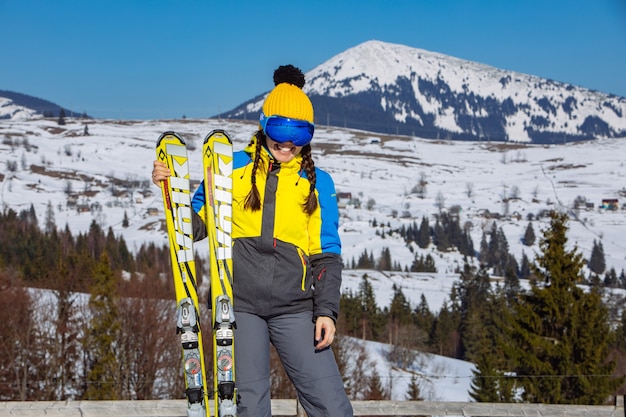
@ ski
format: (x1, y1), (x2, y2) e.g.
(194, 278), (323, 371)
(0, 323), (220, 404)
(202, 130), (237, 417)
(156, 132), (210, 417)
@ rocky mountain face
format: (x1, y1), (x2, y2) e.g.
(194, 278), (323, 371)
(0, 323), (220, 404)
(222, 40), (626, 143)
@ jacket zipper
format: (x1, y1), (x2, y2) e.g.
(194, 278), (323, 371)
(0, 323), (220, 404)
(297, 248), (307, 291)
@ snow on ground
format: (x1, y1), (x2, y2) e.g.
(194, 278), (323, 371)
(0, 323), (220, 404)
(2, 116), (626, 400)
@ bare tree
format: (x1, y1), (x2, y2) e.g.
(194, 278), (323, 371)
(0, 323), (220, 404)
(0, 274), (38, 400)
(435, 191), (445, 212)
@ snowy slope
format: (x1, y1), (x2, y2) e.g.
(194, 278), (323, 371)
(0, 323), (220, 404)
(2, 116), (626, 401)
(2, 117), (625, 286)
(0, 96), (38, 120)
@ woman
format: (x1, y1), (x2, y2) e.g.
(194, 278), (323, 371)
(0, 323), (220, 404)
(152, 65), (353, 417)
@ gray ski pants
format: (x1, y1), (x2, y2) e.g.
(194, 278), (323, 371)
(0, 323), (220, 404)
(234, 311), (353, 417)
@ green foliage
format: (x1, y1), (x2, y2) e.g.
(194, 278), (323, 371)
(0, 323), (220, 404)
(522, 221), (536, 246)
(589, 239), (606, 275)
(418, 216), (431, 248)
(501, 211), (622, 404)
(410, 253), (437, 272)
(338, 275), (386, 341)
(355, 249), (376, 269)
(0, 208), (170, 292)
(84, 253), (121, 400)
(455, 263), (492, 361)
(467, 283), (516, 402)
(413, 294), (435, 334)
(429, 300), (461, 357)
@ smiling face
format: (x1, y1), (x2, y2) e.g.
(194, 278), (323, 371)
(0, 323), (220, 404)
(265, 135), (303, 163)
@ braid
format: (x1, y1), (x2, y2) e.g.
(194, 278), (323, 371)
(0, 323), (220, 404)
(300, 145), (318, 215)
(243, 130), (264, 211)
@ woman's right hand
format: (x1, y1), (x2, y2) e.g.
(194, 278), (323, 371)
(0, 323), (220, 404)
(152, 160), (171, 186)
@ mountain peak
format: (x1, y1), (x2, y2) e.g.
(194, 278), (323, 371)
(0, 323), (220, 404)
(224, 41), (626, 143)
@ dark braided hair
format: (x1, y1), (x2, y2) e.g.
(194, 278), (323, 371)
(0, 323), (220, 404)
(243, 130), (318, 215)
(299, 144), (318, 214)
(243, 130), (264, 212)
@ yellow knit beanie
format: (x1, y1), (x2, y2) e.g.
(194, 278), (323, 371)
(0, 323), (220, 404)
(262, 66), (314, 123)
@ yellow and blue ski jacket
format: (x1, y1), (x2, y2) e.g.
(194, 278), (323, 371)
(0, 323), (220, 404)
(191, 137), (343, 321)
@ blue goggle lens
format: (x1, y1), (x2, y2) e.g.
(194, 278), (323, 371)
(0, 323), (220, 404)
(260, 114), (314, 147)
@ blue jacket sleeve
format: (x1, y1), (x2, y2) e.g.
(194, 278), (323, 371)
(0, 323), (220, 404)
(311, 168), (343, 321)
(191, 181), (207, 242)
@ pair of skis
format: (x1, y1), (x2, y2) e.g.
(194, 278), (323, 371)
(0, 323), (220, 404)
(157, 130), (236, 417)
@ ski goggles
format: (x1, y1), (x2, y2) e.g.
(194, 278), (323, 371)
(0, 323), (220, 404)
(259, 113), (315, 147)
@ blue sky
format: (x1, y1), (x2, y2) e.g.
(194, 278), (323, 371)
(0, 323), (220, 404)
(1, 0), (625, 120)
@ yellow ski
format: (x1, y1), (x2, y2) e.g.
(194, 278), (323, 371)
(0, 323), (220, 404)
(203, 130), (236, 417)
(157, 132), (210, 417)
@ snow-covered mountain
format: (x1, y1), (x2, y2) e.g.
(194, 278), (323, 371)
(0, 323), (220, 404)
(224, 40), (626, 143)
(0, 89), (86, 120)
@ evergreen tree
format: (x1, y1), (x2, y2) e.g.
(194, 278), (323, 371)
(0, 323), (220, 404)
(410, 253), (437, 273)
(501, 211), (622, 404)
(387, 285), (415, 367)
(459, 228), (475, 257)
(491, 226), (512, 276)
(356, 249), (375, 269)
(405, 375), (423, 400)
(84, 253), (121, 400)
(456, 263), (491, 360)
(603, 267), (618, 288)
(338, 289), (362, 337)
(478, 232), (489, 266)
(414, 293), (434, 334)
(519, 251), (532, 280)
(45, 200), (56, 234)
(357, 275), (384, 340)
(365, 368), (387, 400)
(433, 219), (450, 251)
(503, 259), (521, 302)
(468, 284), (516, 403)
(430, 300), (461, 358)
(377, 247), (392, 271)
(522, 222), (536, 246)
(417, 216), (431, 248)
(588, 239), (606, 275)
(57, 109), (66, 126)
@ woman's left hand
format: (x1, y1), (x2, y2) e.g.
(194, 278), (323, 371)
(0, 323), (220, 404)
(314, 316), (336, 350)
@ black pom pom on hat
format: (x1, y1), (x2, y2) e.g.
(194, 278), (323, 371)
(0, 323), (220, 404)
(262, 64), (313, 123)
(273, 64), (305, 88)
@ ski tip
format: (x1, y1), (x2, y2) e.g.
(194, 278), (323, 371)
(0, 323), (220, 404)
(157, 131), (185, 147)
(203, 129), (232, 144)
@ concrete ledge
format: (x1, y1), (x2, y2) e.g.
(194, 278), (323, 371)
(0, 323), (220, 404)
(1, 398), (624, 417)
